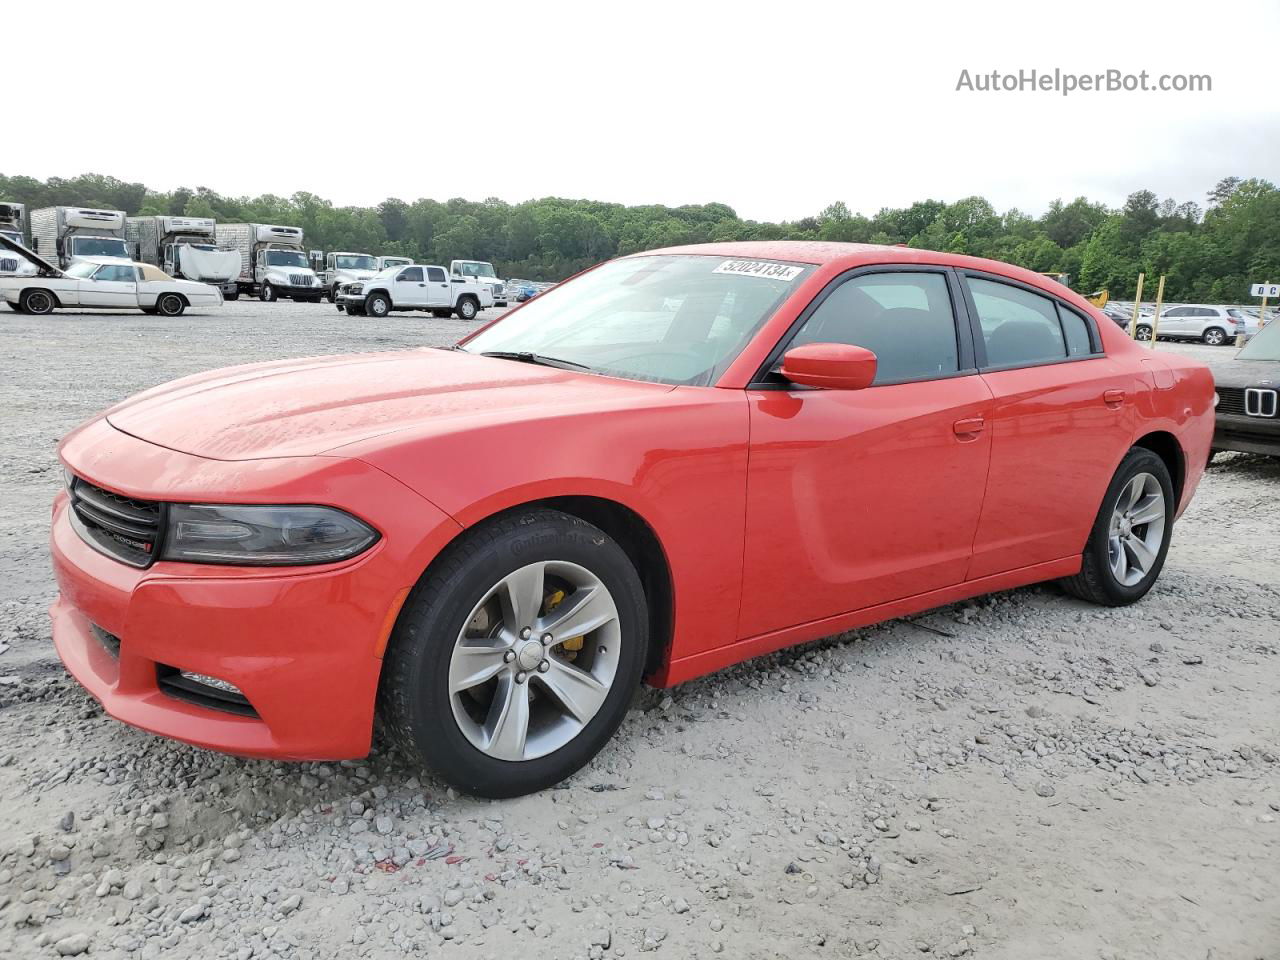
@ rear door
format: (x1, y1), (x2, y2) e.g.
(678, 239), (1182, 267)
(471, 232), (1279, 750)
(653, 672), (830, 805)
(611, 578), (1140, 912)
(739, 267), (994, 637)
(961, 272), (1139, 579)
(392, 266), (427, 306)
(79, 264), (140, 309)
(425, 266), (452, 307)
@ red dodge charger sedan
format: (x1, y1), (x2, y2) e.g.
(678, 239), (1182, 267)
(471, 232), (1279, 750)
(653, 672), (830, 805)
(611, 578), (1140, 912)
(51, 242), (1214, 797)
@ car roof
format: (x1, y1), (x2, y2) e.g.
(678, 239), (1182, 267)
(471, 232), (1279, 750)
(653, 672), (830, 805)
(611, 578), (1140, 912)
(631, 240), (1083, 298)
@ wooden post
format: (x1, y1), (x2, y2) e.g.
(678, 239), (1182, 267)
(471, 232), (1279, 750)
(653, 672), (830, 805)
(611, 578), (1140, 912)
(1128, 273), (1145, 340)
(1245, 284), (1268, 346)
(1146, 276), (1167, 348)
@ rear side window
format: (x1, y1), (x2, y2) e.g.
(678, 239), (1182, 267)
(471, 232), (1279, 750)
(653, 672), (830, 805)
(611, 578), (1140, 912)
(789, 272), (959, 384)
(966, 277), (1066, 367)
(426, 266), (446, 282)
(1058, 305), (1093, 356)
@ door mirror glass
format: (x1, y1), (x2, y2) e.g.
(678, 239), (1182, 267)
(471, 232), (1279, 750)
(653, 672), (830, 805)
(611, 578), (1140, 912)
(780, 343), (877, 390)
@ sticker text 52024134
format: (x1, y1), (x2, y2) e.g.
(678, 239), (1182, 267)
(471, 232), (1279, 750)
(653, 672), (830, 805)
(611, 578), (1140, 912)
(712, 259), (805, 282)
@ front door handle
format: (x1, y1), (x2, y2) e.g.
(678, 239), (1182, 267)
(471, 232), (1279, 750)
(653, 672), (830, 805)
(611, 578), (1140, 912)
(1103, 389), (1126, 408)
(953, 417), (985, 439)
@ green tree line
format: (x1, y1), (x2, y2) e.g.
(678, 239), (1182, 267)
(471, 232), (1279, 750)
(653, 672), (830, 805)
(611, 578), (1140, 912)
(2, 172), (1276, 301)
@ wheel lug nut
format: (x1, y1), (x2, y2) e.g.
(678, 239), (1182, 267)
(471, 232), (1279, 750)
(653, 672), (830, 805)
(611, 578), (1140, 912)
(503, 650), (516, 663)
(537, 660), (550, 673)
(520, 627), (532, 640)
(515, 672), (527, 683)
(541, 633), (553, 646)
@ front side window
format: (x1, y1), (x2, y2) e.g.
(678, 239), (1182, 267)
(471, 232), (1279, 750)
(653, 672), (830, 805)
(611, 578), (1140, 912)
(65, 261), (99, 279)
(461, 254), (814, 386)
(1164, 307), (1189, 317)
(398, 267), (423, 282)
(788, 272), (960, 384)
(967, 277), (1068, 367)
(94, 264), (137, 283)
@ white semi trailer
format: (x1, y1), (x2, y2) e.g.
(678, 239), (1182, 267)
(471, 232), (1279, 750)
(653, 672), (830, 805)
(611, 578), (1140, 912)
(213, 223), (324, 302)
(29, 206), (131, 268)
(126, 216), (242, 299)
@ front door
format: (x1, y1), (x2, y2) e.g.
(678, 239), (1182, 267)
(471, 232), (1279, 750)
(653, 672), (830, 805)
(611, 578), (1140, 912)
(739, 268), (994, 639)
(393, 266), (429, 306)
(959, 272), (1139, 579)
(78, 264), (139, 309)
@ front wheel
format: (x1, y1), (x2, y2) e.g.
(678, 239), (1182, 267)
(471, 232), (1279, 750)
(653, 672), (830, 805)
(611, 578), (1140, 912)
(21, 289), (55, 315)
(157, 293), (185, 317)
(225, 289), (239, 301)
(327, 286), (337, 304)
(379, 509), (648, 798)
(260, 282), (277, 302)
(1202, 326), (1227, 346)
(1060, 447), (1174, 606)
(1134, 324), (1152, 341)
(366, 293), (391, 318)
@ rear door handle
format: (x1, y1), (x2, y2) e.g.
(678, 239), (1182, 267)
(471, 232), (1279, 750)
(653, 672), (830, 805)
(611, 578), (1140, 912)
(953, 417), (985, 439)
(1103, 389), (1126, 407)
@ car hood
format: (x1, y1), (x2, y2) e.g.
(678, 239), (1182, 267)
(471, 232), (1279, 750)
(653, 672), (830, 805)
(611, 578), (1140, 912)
(1214, 359), (1280, 388)
(105, 348), (675, 461)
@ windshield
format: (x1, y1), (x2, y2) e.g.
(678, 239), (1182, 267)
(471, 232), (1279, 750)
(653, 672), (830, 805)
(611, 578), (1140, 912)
(457, 261), (497, 279)
(265, 250), (308, 267)
(1238, 321), (1280, 361)
(65, 261), (99, 278)
(1, 230), (21, 245)
(381, 258), (411, 269)
(70, 236), (129, 259)
(336, 255), (377, 270)
(460, 254), (813, 386)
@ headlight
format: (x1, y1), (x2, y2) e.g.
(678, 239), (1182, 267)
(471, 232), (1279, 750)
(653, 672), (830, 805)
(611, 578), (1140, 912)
(1213, 392), (1220, 408)
(161, 504), (378, 566)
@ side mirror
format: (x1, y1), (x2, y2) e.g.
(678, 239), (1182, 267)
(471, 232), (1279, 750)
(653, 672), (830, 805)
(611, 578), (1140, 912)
(780, 342), (877, 390)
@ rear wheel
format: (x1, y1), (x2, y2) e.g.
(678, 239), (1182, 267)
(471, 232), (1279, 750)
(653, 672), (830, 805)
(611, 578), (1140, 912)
(1134, 323), (1152, 341)
(1061, 448), (1173, 606)
(225, 289), (239, 301)
(380, 509), (648, 798)
(157, 293), (185, 317)
(1202, 326), (1227, 346)
(260, 282), (277, 302)
(366, 293), (391, 318)
(21, 289), (55, 315)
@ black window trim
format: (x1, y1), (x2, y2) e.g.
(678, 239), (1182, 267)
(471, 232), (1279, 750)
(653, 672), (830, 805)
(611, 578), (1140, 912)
(749, 264), (978, 389)
(957, 269), (1106, 374)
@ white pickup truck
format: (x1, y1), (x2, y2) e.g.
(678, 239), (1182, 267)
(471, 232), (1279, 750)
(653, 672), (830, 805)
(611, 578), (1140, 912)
(338, 263), (493, 319)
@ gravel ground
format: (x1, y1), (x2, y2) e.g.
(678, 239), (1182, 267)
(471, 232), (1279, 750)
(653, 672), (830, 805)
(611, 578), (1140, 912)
(1, 301), (1277, 960)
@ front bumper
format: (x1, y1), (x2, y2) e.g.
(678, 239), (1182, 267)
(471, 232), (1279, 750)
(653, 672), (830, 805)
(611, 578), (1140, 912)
(1213, 414), (1280, 456)
(50, 419), (462, 760)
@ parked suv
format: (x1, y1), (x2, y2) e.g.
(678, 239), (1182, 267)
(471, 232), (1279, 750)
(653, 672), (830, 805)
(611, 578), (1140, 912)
(1137, 305), (1250, 345)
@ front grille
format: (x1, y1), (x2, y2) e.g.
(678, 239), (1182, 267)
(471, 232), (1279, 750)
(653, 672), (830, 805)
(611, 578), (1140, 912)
(288, 273), (312, 287)
(156, 665), (258, 717)
(1217, 387), (1246, 416)
(1245, 388), (1278, 418)
(68, 476), (162, 568)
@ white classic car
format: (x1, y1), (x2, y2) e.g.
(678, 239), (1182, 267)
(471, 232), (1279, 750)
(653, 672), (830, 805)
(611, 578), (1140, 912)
(0, 236), (221, 317)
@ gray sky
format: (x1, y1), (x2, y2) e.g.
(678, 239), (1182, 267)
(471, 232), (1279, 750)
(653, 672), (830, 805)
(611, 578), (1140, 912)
(8, 0), (1277, 221)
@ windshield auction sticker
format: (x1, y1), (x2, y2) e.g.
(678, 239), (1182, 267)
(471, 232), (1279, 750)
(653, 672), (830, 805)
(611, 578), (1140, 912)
(713, 259), (805, 282)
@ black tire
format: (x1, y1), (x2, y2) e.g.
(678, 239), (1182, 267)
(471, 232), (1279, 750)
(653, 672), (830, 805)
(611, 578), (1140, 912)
(1202, 326), (1227, 346)
(366, 292), (391, 318)
(157, 293), (186, 317)
(379, 508), (648, 798)
(336, 302), (346, 313)
(327, 286), (338, 304)
(226, 289), (239, 301)
(432, 309), (452, 318)
(456, 296), (479, 321)
(1134, 324), (1152, 341)
(260, 282), (277, 303)
(1060, 448), (1174, 606)
(348, 305), (366, 316)
(303, 296), (322, 304)
(21, 289), (56, 315)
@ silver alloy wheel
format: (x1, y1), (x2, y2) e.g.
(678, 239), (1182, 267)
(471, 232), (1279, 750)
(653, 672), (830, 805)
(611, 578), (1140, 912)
(447, 560), (621, 761)
(459, 299), (477, 319)
(1107, 472), (1166, 586)
(371, 297), (388, 317)
(1135, 325), (1152, 341)
(1204, 327), (1225, 345)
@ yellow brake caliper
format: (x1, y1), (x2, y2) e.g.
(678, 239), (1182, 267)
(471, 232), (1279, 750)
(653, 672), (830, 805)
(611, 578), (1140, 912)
(543, 589), (584, 662)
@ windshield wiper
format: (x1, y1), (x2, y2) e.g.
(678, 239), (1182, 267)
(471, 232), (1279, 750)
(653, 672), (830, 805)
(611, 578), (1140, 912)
(478, 350), (591, 372)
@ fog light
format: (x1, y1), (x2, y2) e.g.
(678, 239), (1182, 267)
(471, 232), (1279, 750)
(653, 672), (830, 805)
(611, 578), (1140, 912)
(180, 671), (244, 696)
